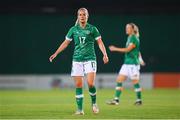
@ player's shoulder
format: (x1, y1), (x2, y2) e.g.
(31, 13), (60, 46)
(87, 23), (97, 29)
(68, 25), (77, 31)
(130, 34), (139, 40)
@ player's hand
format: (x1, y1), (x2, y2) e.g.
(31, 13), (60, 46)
(49, 53), (57, 62)
(140, 61), (146, 66)
(109, 45), (117, 52)
(103, 55), (109, 64)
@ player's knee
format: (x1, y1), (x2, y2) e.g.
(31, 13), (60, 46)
(75, 82), (83, 88)
(132, 79), (139, 84)
(116, 75), (126, 83)
(116, 78), (124, 83)
(88, 82), (94, 88)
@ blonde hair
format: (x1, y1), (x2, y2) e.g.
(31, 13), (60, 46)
(128, 23), (140, 38)
(75, 8), (89, 26)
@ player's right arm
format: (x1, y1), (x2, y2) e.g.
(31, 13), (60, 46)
(109, 44), (135, 53)
(109, 35), (137, 53)
(49, 40), (71, 62)
(49, 27), (73, 62)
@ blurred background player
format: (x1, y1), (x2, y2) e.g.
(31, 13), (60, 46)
(107, 23), (144, 105)
(49, 8), (109, 115)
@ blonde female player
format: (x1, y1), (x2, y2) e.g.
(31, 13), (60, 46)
(107, 23), (145, 105)
(49, 8), (109, 115)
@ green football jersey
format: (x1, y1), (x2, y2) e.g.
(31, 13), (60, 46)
(124, 34), (140, 64)
(65, 23), (101, 62)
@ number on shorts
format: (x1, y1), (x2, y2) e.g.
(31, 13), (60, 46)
(91, 61), (96, 70)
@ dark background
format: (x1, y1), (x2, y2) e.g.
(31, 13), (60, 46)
(0, 0), (180, 74)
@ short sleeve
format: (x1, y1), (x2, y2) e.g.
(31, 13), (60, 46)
(93, 27), (101, 40)
(65, 27), (74, 41)
(129, 35), (138, 46)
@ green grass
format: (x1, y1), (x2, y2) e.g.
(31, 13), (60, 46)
(0, 89), (180, 119)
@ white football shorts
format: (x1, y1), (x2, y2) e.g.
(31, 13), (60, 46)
(71, 61), (97, 76)
(119, 64), (140, 80)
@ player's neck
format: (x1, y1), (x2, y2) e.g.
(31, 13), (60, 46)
(79, 22), (87, 28)
(128, 33), (133, 37)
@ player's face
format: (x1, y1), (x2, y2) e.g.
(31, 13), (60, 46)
(126, 24), (133, 35)
(78, 10), (88, 23)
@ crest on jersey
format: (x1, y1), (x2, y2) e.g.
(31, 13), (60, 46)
(84, 30), (90, 35)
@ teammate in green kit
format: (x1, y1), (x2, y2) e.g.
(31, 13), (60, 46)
(49, 8), (109, 115)
(107, 23), (145, 106)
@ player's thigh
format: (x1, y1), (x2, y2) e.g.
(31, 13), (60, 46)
(73, 76), (83, 88)
(71, 61), (84, 76)
(119, 64), (129, 76)
(129, 65), (140, 81)
(84, 61), (97, 74)
(87, 72), (96, 87)
(118, 64), (128, 82)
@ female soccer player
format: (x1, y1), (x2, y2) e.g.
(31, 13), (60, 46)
(49, 8), (109, 115)
(107, 23), (144, 105)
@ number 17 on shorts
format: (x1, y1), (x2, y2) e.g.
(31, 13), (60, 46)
(71, 61), (97, 76)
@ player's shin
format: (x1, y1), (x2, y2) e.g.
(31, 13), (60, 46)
(75, 88), (83, 111)
(89, 86), (96, 104)
(89, 86), (99, 113)
(114, 82), (123, 100)
(134, 83), (142, 101)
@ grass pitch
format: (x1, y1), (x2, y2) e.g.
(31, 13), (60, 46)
(0, 89), (180, 119)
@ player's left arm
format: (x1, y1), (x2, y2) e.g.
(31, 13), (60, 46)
(109, 43), (136, 53)
(139, 52), (146, 66)
(97, 38), (109, 64)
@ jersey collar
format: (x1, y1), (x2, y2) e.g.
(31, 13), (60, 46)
(77, 23), (90, 29)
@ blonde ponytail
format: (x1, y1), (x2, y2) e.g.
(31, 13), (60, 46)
(75, 18), (78, 26)
(134, 25), (140, 38)
(129, 23), (140, 38)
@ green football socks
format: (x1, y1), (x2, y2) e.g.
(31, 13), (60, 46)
(134, 83), (142, 101)
(89, 86), (96, 104)
(114, 82), (122, 100)
(75, 88), (83, 111)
